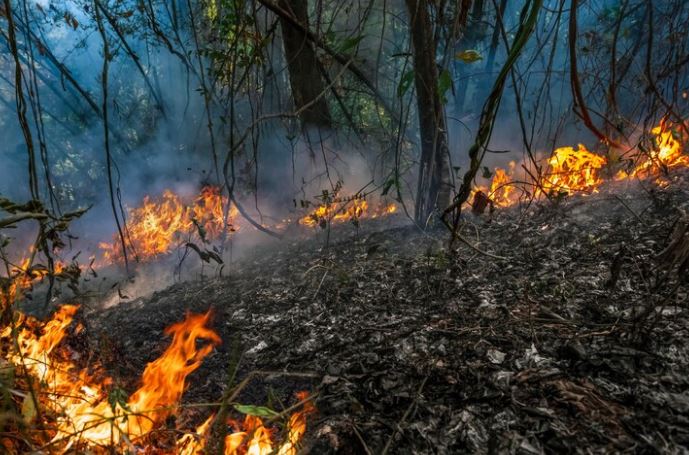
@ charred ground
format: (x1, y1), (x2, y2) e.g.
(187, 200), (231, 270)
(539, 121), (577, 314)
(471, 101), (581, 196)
(81, 178), (689, 454)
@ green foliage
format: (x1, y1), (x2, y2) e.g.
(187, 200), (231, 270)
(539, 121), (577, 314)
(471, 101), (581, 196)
(337, 35), (365, 54)
(233, 403), (279, 418)
(108, 387), (131, 413)
(437, 69), (452, 104)
(397, 70), (415, 98)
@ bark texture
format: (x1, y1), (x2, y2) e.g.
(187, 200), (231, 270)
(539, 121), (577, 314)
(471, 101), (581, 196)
(406, 0), (453, 225)
(278, 0), (332, 129)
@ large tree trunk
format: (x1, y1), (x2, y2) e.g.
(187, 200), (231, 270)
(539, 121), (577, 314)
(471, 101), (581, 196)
(278, 0), (332, 129)
(406, 0), (452, 225)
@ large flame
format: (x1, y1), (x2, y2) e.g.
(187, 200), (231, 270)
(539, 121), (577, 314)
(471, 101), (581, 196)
(1, 306), (314, 453)
(2, 306), (221, 448)
(472, 118), (688, 209)
(100, 186), (238, 262)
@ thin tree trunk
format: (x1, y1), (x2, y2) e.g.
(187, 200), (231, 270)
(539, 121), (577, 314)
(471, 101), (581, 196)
(454, 0), (484, 118)
(406, 0), (452, 225)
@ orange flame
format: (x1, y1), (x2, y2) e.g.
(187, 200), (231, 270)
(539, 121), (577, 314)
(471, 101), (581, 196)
(472, 118), (688, 209)
(100, 186), (237, 262)
(489, 161), (517, 207)
(299, 197), (397, 228)
(3, 306), (315, 453)
(1, 248), (73, 310)
(177, 392), (316, 455)
(540, 144), (607, 195)
(629, 118), (689, 177)
(3, 306), (220, 449)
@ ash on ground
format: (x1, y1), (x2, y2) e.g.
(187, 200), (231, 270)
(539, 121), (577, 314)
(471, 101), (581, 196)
(82, 176), (689, 453)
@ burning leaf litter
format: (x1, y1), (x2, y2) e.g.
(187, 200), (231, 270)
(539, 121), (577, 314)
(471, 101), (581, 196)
(470, 117), (688, 209)
(99, 185), (240, 263)
(81, 171), (689, 452)
(98, 185), (399, 263)
(0, 305), (315, 453)
(2, 118), (689, 453)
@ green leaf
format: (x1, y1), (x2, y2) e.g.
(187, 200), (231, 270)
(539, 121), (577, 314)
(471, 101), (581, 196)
(108, 387), (131, 413)
(455, 49), (483, 63)
(338, 35), (364, 53)
(482, 166), (493, 179)
(233, 404), (279, 418)
(397, 70), (415, 98)
(381, 177), (397, 196)
(437, 69), (452, 103)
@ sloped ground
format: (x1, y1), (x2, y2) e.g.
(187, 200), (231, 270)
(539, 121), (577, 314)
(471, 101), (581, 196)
(82, 176), (689, 453)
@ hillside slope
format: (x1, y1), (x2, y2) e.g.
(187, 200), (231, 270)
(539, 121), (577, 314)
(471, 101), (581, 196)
(85, 179), (689, 453)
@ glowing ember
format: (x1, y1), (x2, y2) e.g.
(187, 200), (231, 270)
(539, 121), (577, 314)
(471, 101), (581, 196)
(299, 197), (397, 228)
(99, 186), (238, 262)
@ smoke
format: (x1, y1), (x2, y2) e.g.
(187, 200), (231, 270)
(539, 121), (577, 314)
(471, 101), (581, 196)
(3, 0), (688, 309)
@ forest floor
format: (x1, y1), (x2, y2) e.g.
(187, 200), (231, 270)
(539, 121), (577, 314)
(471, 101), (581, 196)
(77, 175), (689, 454)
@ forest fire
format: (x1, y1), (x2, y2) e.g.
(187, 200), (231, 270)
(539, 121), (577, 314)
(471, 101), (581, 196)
(97, 185), (398, 263)
(0, 248), (77, 311)
(177, 391), (315, 455)
(99, 186), (238, 262)
(299, 198), (397, 228)
(1, 306), (314, 453)
(472, 118), (689, 209)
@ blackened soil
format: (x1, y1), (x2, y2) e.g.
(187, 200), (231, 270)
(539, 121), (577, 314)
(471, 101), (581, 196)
(82, 177), (689, 453)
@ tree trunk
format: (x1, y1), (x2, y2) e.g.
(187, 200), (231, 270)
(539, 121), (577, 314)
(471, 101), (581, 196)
(406, 0), (452, 225)
(278, 0), (332, 129)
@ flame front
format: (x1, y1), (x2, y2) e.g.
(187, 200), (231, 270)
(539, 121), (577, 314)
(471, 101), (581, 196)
(540, 144), (607, 195)
(3, 307), (220, 448)
(472, 118), (689, 209)
(100, 186), (238, 262)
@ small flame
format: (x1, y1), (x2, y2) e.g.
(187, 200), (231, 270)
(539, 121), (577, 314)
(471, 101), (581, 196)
(1, 247), (74, 310)
(631, 118), (689, 176)
(489, 162), (517, 207)
(299, 197), (397, 228)
(177, 392), (316, 455)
